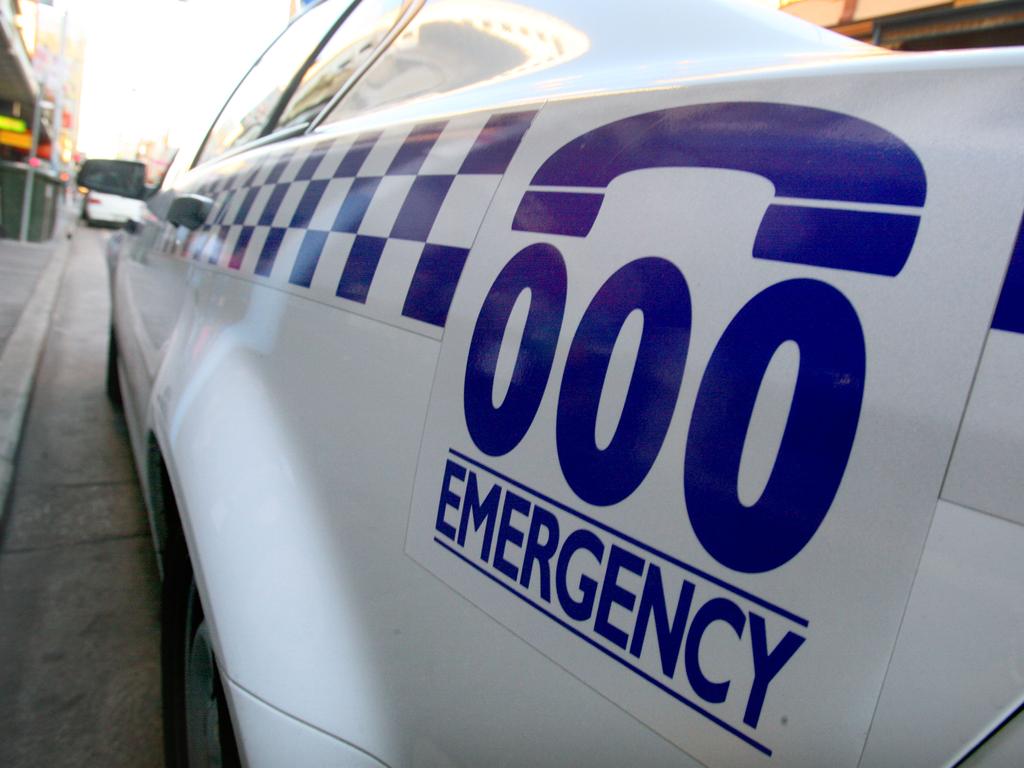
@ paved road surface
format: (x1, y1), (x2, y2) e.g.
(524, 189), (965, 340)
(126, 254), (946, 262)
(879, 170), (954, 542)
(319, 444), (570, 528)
(0, 227), (163, 766)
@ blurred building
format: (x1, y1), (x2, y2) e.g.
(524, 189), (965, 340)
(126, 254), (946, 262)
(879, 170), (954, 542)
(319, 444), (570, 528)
(135, 136), (175, 186)
(782, 0), (1024, 49)
(0, 0), (38, 162)
(29, 0), (85, 167)
(0, 0), (84, 168)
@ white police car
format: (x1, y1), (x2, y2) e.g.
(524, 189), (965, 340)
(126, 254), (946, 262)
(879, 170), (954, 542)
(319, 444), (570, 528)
(76, 0), (1024, 765)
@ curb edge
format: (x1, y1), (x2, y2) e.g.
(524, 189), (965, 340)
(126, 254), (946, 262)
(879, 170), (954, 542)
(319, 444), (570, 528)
(0, 235), (73, 522)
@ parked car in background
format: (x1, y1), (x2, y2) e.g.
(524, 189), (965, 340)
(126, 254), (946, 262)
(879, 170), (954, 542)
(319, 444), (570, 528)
(77, 0), (1024, 766)
(81, 189), (146, 227)
(78, 159), (147, 227)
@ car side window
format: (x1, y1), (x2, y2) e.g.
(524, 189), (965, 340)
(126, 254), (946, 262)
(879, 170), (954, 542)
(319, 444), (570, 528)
(319, 1), (583, 124)
(274, 0), (408, 132)
(194, 0), (353, 167)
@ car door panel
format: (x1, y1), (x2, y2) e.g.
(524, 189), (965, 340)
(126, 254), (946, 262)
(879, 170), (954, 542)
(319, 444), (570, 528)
(130, 44), (1024, 767)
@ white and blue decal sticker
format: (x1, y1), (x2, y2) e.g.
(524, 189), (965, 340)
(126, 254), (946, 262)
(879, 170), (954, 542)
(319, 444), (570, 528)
(163, 110), (537, 339)
(991, 215), (1024, 333)
(408, 78), (1024, 767)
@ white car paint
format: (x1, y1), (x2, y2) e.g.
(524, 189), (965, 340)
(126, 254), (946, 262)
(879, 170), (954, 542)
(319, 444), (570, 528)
(107, 0), (1024, 765)
(82, 190), (144, 226)
(227, 681), (387, 768)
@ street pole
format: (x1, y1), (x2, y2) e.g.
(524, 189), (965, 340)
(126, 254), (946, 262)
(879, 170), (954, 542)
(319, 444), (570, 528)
(17, 87), (44, 242)
(51, 9), (69, 227)
(51, 9), (67, 176)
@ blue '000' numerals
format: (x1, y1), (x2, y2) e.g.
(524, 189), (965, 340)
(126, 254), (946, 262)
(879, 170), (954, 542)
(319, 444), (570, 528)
(556, 257), (691, 506)
(463, 247), (866, 574)
(464, 243), (566, 456)
(684, 279), (865, 573)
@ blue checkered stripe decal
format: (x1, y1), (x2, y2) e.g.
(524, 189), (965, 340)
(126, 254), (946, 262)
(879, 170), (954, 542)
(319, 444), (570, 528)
(163, 110), (537, 329)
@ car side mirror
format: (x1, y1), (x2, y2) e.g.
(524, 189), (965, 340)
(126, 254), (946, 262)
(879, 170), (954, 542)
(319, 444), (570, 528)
(77, 159), (147, 200)
(167, 194), (212, 231)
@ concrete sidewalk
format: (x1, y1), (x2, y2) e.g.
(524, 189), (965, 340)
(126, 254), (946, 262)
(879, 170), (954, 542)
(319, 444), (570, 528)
(0, 241), (56, 353)
(0, 227), (162, 765)
(0, 225), (74, 520)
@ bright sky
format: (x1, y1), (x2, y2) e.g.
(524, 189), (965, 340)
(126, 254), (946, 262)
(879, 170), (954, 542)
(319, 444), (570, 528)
(75, 0), (291, 158)
(70, 0), (786, 160)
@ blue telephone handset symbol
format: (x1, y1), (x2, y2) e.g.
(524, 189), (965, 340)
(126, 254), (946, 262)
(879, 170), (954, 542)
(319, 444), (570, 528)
(511, 101), (925, 277)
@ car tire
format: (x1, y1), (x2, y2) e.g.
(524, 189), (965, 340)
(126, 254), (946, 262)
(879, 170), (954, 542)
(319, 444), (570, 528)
(106, 327), (122, 409)
(163, 512), (242, 768)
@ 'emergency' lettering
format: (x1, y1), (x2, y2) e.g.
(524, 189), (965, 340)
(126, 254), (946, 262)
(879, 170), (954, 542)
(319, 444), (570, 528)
(433, 456), (805, 734)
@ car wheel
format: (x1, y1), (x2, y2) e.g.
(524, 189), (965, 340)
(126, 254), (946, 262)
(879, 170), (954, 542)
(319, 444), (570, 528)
(163, 521), (242, 768)
(106, 327), (122, 408)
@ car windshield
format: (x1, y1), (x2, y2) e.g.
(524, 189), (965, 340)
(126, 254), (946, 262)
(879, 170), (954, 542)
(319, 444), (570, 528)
(81, 160), (146, 197)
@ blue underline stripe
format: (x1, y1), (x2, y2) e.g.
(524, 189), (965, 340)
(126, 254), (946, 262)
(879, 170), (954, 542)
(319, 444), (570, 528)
(433, 536), (772, 757)
(447, 447), (808, 628)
